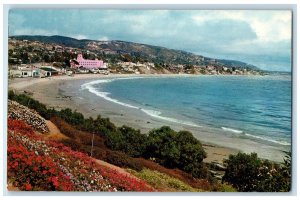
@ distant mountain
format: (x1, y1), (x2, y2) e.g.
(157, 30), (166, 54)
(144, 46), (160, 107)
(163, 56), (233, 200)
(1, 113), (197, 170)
(10, 35), (260, 70)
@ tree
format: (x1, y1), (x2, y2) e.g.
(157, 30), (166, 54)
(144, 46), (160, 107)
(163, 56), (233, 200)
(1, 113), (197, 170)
(43, 54), (50, 63)
(222, 152), (292, 192)
(222, 152), (261, 191)
(117, 126), (147, 157)
(176, 131), (207, 174)
(145, 126), (207, 178)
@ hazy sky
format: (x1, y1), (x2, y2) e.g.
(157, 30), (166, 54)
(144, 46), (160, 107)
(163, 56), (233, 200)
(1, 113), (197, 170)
(9, 9), (292, 71)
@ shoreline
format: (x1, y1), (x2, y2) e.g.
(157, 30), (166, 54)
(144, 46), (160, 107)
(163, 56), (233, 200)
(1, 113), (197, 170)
(8, 74), (288, 163)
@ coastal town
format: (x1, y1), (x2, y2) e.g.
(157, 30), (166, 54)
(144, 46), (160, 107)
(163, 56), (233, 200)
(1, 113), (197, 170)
(6, 7), (292, 193)
(8, 37), (263, 79)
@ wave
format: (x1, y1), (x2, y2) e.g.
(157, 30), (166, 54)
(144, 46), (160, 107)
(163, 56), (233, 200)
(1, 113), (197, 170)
(81, 78), (202, 128)
(244, 133), (291, 146)
(81, 79), (139, 109)
(221, 126), (290, 146)
(141, 109), (202, 128)
(81, 76), (143, 89)
(221, 127), (243, 134)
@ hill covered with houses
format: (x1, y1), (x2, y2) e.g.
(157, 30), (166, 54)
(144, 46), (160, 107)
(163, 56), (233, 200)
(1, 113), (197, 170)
(8, 35), (263, 76)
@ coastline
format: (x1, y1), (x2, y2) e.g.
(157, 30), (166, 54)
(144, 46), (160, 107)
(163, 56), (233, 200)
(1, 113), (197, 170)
(8, 74), (288, 163)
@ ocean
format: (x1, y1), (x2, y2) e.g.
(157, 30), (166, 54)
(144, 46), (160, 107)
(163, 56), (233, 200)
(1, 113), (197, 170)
(81, 75), (292, 159)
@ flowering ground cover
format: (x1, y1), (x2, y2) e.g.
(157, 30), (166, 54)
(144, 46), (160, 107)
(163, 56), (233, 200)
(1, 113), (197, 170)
(7, 119), (154, 192)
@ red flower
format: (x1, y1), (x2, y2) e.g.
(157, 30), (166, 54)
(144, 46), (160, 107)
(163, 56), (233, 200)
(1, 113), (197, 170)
(51, 177), (59, 187)
(25, 183), (32, 191)
(49, 168), (55, 174)
(36, 156), (43, 162)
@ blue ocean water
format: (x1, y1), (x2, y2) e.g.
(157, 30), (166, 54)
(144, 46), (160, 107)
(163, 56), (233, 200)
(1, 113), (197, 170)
(82, 75), (291, 148)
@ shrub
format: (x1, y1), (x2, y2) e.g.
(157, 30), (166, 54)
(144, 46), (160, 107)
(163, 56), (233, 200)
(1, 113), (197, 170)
(60, 139), (83, 152)
(223, 153), (263, 191)
(105, 151), (143, 171)
(222, 152), (291, 192)
(145, 126), (207, 178)
(9, 92), (210, 181)
(53, 117), (106, 147)
(214, 183), (237, 192)
(106, 126), (147, 157)
(80, 115), (117, 137)
(135, 158), (213, 191)
(50, 117), (76, 138)
(57, 108), (85, 126)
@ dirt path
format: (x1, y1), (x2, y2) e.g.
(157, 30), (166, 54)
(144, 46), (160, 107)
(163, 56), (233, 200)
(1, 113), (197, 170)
(44, 120), (69, 140)
(43, 121), (153, 189)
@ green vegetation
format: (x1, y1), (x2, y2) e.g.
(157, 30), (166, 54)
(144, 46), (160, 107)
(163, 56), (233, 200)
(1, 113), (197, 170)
(50, 116), (143, 171)
(127, 168), (202, 192)
(9, 35), (260, 71)
(145, 127), (208, 178)
(8, 91), (208, 179)
(107, 126), (147, 157)
(8, 91), (291, 192)
(8, 91), (56, 119)
(222, 152), (291, 192)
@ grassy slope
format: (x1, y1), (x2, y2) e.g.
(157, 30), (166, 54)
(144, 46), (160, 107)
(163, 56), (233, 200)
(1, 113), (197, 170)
(127, 168), (202, 192)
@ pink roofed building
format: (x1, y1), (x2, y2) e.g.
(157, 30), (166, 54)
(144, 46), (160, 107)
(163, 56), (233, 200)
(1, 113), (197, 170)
(71, 54), (106, 69)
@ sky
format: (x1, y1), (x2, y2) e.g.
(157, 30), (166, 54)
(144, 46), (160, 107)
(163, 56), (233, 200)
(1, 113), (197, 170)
(8, 9), (292, 71)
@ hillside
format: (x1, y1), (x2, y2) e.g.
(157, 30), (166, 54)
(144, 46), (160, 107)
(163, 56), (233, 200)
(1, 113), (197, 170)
(7, 100), (155, 191)
(7, 91), (291, 192)
(10, 35), (259, 70)
(8, 92), (239, 192)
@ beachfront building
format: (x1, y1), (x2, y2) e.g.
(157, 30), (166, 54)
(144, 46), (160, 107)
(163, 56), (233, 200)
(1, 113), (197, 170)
(10, 69), (32, 78)
(40, 67), (59, 77)
(71, 54), (107, 70)
(9, 68), (41, 78)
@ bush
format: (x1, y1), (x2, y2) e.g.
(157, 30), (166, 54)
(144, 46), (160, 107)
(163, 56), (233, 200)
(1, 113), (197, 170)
(81, 115), (117, 138)
(9, 92), (210, 180)
(222, 152), (291, 192)
(223, 153), (263, 191)
(105, 151), (143, 171)
(105, 126), (147, 157)
(145, 126), (207, 178)
(50, 117), (76, 138)
(60, 139), (83, 151)
(57, 108), (85, 126)
(51, 116), (105, 147)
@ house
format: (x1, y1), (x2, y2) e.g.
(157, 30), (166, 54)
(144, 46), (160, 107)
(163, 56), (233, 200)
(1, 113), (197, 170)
(10, 68), (33, 78)
(77, 67), (90, 74)
(40, 67), (59, 77)
(71, 54), (106, 69)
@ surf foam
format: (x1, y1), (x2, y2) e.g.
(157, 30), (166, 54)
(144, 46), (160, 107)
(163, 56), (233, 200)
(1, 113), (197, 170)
(244, 133), (291, 146)
(141, 109), (202, 128)
(81, 77), (202, 128)
(221, 127), (243, 134)
(221, 126), (290, 146)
